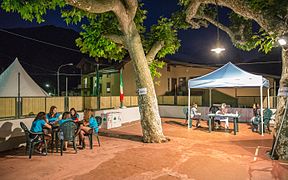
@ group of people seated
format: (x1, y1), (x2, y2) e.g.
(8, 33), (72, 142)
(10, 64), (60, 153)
(30, 106), (99, 154)
(185, 102), (270, 133)
(185, 103), (230, 130)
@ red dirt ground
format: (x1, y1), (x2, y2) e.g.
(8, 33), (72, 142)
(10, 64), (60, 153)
(0, 118), (288, 180)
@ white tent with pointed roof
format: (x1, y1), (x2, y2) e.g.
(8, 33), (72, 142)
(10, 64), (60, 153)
(0, 58), (49, 97)
(187, 62), (270, 135)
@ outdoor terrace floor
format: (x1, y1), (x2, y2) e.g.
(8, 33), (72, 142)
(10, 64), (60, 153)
(0, 118), (288, 180)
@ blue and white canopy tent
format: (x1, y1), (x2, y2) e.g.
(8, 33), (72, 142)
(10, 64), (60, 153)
(187, 62), (270, 135)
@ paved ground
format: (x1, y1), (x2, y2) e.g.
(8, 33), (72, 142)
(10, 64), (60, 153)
(0, 118), (288, 180)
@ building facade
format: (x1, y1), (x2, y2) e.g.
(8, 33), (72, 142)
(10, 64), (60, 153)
(77, 59), (278, 107)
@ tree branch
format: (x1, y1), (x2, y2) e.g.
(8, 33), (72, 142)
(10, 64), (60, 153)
(65, 0), (132, 34)
(201, 14), (246, 45)
(185, 0), (203, 29)
(65, 0), (116, 13)
(124, 0), (138, 20)
(146, 41), (165, 65)
(104, 34), (126, 48)
(185, 0), (288, 35)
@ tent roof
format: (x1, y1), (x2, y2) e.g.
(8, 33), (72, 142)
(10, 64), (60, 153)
(188, 62), (269, 89)
(0, 58), (49, 97)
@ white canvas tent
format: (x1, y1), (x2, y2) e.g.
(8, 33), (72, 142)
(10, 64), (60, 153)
(187, 62), (270, 135)
(0, 58), (49, 97)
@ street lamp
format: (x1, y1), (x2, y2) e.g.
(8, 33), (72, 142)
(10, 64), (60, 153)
(278, 36), (287, 46)
(45, 84), (50, 88)
(57, 63), (73, 96)
(211, 1), (225, 54)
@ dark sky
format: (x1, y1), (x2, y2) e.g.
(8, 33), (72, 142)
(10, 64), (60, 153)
(0, 0), (281, 62)
(0, 0), (282, 76)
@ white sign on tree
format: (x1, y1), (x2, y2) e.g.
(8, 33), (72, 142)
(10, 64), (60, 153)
(138, 88), (147, 95)
(278, 87), (288, 97)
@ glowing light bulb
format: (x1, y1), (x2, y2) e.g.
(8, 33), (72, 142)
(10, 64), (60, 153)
(278, 38), (287, 46)
(211, 47), (225, 54)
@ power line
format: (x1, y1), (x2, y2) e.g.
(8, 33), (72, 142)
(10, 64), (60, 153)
(30, 73), (82, 76)
(20, 61), (56, 73)
(0, 28), (81, 53)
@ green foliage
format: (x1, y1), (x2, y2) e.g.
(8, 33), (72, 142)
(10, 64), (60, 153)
(147, 17), (181, 59)
(145, 12), (191, 62)
(171, 11), (192, 30)
(1, 0), (184, 78)
(1, 0), (65, 23)
(66, 11), (127, 60)
(246, 0), (288, 17)
(178, 0), (190, 6)
(229, 13), (276, 53)
(228, 13), (256, 51)
(149, 60), (166, 80)
(61, 3), (147, 60)
(252, 29), (276, 54)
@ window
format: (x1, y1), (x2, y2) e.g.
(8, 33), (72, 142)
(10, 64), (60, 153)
(167, 65), (171, 72)
(106, 82), (111, 93)
(168, 78), (170, 91)
(179, 77), (186, 89)
(107, 73), (111, 78)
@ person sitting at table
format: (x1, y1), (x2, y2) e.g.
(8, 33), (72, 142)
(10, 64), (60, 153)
(251, 103), (260, 132)
(58, 112), (73, 125)
(70, 108), (79, 122)
(46, 106), (61, 124)
(209, 105), (220, 127)
(215, 103), (229, 129)
(79, 109), (99, 148)
(30, 112), (52, 154)
(191, 103), (202, 128)
(58, 112), (73, 151)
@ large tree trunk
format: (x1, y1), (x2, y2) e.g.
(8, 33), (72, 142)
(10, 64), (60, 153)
(124, 22), (167, 143)
(273, 48), (288, 160)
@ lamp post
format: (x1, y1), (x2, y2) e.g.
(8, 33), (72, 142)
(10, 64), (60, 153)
(211, 1), (225, 54)
(57, 63), (73, 96)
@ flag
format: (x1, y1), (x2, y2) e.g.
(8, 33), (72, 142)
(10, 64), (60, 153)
(120, 68), (124, 107)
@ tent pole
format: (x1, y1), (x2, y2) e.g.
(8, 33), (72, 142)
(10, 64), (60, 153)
(17, 72), (21, 119)
(260, 85), (264, 136)
(267, 88), (270, 109)
(188, 88), (191, 129)
(209, 88), (212, 107)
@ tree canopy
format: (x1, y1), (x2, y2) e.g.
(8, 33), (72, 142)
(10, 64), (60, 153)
(180, 0), (288, 53)
(1, 0), (190, 78)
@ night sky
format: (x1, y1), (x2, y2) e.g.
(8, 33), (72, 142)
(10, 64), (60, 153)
(0, 0), (282, 90)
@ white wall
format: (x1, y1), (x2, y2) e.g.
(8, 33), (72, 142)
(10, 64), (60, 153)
(0, 118), (33, 152)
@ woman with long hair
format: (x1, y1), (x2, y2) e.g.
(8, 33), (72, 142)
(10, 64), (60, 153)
(58, 112), (73, 151)
(79, 109), (98, 148)
(70, 108), (79, 122)
(46, 106), (60, 123)
(30, 112), (51, 154)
